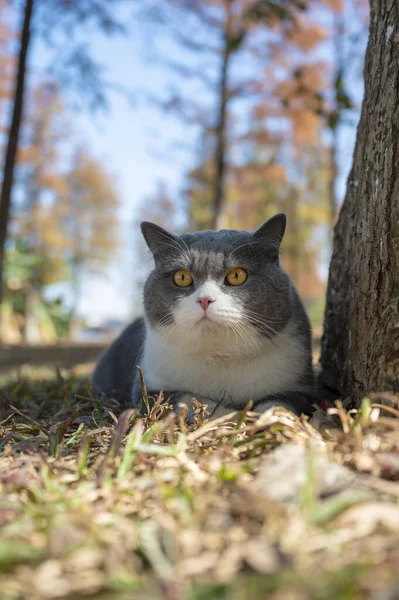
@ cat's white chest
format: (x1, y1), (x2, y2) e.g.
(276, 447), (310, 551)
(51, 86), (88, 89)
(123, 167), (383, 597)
(140, 321), (307, 405)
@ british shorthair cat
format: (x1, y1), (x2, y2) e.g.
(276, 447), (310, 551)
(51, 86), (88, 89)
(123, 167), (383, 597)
(92, 214), (315, 416)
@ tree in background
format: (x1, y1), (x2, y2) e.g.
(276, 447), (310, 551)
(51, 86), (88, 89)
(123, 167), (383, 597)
(0, 0), (15, 132)
(0, 0), (128, 313)
(1, 85), (120, 342)
(0, 0), (33, 314)
(62, 149), (120, 322)
(320, 0), (399, 405)
(143, 0), (333, 230)
(3, 239), (70, 343)
(4, 83), (70, 342)
(17, 83), (68, 217)
(245, 0), (369, 232)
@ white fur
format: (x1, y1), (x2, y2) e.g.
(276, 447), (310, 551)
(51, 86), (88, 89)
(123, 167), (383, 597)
(139, 280), (308, 406)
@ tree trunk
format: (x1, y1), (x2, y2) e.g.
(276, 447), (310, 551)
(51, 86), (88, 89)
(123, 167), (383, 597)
(0, 0), (34, 314)
(320, 0), (399, 405)
(328, 136), (338, 227)
(210, 1), (233, 231)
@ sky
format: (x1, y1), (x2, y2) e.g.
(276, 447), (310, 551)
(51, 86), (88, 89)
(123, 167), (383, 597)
(30, 4), (365, 327)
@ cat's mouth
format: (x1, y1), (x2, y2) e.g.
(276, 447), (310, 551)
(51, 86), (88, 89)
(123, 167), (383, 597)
(198, 314), (212, 324)
(196, 314), (224, 328)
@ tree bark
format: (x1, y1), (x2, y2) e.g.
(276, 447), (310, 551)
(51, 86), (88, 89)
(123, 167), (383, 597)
(211, 1), (233, 231)
(328, 135), (338, 227)
(0, 0), (34, 313)
(320, 0), (399, 405)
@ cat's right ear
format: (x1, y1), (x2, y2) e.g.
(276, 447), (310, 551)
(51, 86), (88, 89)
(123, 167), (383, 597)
(140, 222), (178, 259)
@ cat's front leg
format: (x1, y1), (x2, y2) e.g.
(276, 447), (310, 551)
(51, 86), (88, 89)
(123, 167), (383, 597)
(253, 391), (315, 417)
(163, 392), (236, 420)
(172, 392), (230, 418)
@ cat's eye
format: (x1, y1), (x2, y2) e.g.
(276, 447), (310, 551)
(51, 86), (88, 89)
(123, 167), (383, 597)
(173, 269), (193, 288)
(225, 268), (247, 286)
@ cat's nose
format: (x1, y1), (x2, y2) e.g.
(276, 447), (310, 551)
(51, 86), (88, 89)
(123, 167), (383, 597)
(197, 296), (216, 311)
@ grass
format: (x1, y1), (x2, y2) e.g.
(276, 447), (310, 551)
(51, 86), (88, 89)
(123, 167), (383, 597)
(0, 372), (399, 600)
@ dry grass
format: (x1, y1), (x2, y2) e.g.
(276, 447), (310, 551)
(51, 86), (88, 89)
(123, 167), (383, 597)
(0, 374), (399, 600)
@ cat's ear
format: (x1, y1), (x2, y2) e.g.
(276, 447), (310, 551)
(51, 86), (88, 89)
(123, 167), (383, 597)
(141, 221), (179, 259)
(253, 213), (286, 258)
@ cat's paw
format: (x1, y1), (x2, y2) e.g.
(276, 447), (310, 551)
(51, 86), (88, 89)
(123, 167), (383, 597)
(254, 399), (297, 415)
(167, 392), (220, 421)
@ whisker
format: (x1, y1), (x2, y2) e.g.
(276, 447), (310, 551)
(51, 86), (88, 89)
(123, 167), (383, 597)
(174, 232), (190, 255)
(244, 316), (289, 343)
(242, 308), (288, 324)
(241, 310), (294, 342)
(234, 311), (288, 348)
(230, 319), (264, 357)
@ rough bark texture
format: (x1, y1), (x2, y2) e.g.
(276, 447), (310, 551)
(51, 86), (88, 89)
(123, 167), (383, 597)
(328, 137), (338, 227)
(320, 0), (399, 405)
(0, 0), (34, 311)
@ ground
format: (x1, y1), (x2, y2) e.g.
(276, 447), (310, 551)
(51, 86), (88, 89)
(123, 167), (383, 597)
(0, 370), (399, 600)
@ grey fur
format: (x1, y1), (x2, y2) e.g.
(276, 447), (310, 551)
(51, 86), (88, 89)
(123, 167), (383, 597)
(92, 319), (145, 404)
(92, 215), (315, 416)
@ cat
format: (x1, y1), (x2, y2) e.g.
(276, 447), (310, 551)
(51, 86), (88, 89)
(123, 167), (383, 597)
(92, 214), (316, 417)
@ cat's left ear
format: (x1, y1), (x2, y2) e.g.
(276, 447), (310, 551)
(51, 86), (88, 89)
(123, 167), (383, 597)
(141, 221), (180, 260)
(253, 213), (286, 258)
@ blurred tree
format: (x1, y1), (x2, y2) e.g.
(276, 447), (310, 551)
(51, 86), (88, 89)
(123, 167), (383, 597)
(184, 131), (218, 231)
(185, 124), (285, 231)
(5, 90), (120, 341)
(320, 0), (399, 405)
(9, 83), (71, 341)
(17, 83), (68, 216)
(3, 239), (71, 343)
(143, 0), (330, 230)
(0, 0), (128, 318)
(62, 149), (120, 321)
(277, 145), (330, 306)
(0, 0), (33, 318)
(250, 0), (368, 233)
(0, 0), (15, 132)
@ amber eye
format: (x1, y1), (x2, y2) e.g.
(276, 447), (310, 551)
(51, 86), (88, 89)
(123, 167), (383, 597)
(226, 268), (247, 286)
(173, 269), (193, 288)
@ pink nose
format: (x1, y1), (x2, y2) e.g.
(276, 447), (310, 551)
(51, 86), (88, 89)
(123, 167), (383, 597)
(197, 296), (215, 311)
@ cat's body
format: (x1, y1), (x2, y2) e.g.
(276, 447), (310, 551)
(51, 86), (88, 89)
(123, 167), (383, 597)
(92, 215), (316, 416)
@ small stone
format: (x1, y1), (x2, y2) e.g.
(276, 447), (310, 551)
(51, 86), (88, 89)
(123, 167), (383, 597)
(255, 443), (355, 505)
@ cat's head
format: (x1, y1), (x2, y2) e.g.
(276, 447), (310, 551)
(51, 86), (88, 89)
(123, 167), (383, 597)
(141, 215), (294, 356)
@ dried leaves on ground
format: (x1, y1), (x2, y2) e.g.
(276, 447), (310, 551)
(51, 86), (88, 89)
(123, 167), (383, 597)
(0, 376), (399, 600)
